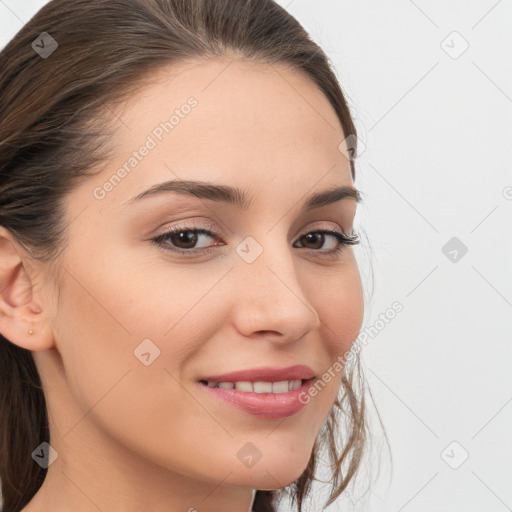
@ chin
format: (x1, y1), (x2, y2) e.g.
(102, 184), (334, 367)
(229, 452), (312, 490)
(246, 468), (307, 491)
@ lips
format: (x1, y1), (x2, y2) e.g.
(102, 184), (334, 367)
(196, 365), (317, 419)
(199, 378), (314, 419)
(198, 364), (315, 383)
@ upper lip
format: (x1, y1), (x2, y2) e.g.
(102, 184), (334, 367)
(199, 365), (315, 383)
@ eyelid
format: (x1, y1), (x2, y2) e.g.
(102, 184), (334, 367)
(150, 221), (224, 255)
(296, 220), (351, 236)
(152, 220), (219, 239)
(152, 220), (351, 242)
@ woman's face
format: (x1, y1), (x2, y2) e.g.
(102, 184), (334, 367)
(35, 58), (363, 497)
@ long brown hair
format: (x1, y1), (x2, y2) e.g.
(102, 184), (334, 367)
(0, 1), (369, 510)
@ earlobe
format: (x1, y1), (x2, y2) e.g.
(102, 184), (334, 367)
(0, 227), (55, 352)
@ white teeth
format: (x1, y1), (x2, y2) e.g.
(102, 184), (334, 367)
(234, 381), (253, 392)
(289, 379), (302, 391)
(205, 379), (303, 393)
(272, 381), (289, 393)
(253, 381), (273, 393)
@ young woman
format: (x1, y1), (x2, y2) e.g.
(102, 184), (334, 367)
(0, 1), (369, 510)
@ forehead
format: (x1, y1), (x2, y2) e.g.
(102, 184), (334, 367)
(88, 58), (353, 208)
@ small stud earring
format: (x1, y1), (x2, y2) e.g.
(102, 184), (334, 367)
(28, 329), (34, 335)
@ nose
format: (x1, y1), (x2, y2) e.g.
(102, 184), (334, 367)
(230, 242), (321, 343)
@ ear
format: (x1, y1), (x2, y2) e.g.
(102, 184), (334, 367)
(0, 226), (55, 351)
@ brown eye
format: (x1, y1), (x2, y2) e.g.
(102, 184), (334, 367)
(151, 225), (359, 257)
(294, 229), (359, 254)
(167, 230), (200, 249)
(152, 226), (221, 254)
(298, 232), (327, 250)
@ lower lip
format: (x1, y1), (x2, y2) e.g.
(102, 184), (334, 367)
(198, 379), (314, 419)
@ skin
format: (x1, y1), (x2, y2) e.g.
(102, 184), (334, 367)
(0, 58), (363, 512)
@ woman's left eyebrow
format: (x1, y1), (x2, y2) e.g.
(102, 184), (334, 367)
(123, 179), (362, 212)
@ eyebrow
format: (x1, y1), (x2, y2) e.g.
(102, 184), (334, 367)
(125, 179), (362, 213)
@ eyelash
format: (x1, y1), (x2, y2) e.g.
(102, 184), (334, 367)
(150, 224), (359, 257)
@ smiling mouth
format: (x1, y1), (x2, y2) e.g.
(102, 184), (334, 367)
(198, 378), (313, 393)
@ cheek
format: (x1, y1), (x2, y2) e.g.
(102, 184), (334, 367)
(53, 254), (212, 394)
(52, 263), (234, 476)
(284, 256), (364, 428)
(53, 241), (230, 408)
(312, 259), (364, 360)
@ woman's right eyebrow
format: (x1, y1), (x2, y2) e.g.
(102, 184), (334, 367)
(123, 178), (362, 212)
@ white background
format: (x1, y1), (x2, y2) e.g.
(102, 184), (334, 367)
(1, 1), (511, 511)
